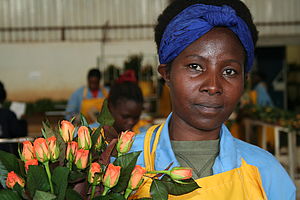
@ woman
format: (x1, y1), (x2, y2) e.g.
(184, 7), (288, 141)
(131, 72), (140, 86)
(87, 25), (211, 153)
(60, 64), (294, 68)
(91, 70), (145, 141)
(130, 0), (295, 199)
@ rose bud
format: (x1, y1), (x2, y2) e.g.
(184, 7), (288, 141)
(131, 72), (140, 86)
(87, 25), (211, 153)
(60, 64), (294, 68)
(74, 149), (89, 169)
(127, 165), (147, 190)
(94, 134), (102, 151)
(116, 131), (135, 154)
(6, 171), (25, 189)
(34, 138), (50, 163)
(103, 163), (121, 188)
(77, 126), (92, 150)
(169, 167), (193, 180)
(59, 120), (75, 142)
(21, 141), (35, 162)
(46, 136), (60, 162)
(88, 162), (102, 185)
(66, 141), (78, 162)
(25, 159), (38, 172)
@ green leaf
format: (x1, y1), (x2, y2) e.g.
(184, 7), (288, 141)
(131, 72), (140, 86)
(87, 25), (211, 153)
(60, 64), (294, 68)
(65, 189), (82, 200)
(33, 190), (56, 200)
(0, 150), (21, 188)
(26, 165), (50, 197)
(0, 190), (21, 200)
(91, 126), (102, 148)
(93, 195), (110, 200)
(52, 166), (69, 200)
(97, 99), (114, 126)
(12, 183), (24, 198)
(111, 151), (141, 193)
(108, 193), (126, 200)
(68, 170), (85, 183)
(150, 179), (168, 200)
(41, 120), (55, 138)
(160, 175), (200, 195)
(80, 114), (89, 127)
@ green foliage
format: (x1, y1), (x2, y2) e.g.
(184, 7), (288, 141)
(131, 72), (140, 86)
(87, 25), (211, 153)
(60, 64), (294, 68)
(26, 165), (50, 197)
(65, 189), (83, 200)
(0, 190), (21, 200)
(98, 99), (115, 127)
(241, 104), (300, 130)
(150, 179), (168, 200)
(160, 175), (200, 195)
(0, 150), (21, 188)
(52, 166), (69, 200)
(33, 190), (56, 200)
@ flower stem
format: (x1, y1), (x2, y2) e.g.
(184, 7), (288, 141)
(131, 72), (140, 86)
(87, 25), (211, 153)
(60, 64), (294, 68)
(90, 185), (96, 199)
(44, 162), (54, 194)
(67, 161), (72, 171)
(147, 170), (169, 175)
(124, 188), (132, 199)
(102, 186), (110, 196)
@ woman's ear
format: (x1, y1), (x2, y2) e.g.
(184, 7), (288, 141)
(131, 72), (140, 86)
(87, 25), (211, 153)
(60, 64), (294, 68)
(158, 64), (171, 82)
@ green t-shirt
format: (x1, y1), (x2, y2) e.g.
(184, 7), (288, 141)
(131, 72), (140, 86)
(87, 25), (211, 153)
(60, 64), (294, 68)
(171, 139), (220, 179)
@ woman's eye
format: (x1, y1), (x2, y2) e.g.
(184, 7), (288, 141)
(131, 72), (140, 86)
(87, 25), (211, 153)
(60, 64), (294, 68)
(188, 64), (203, 71)
(223, 69), (236, 76)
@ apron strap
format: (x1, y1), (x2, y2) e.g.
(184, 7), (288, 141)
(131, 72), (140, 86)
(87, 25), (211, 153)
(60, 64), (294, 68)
(101, 86), (108, 98)
(144, 123), (165, 171)
(83, 86), (108, 99)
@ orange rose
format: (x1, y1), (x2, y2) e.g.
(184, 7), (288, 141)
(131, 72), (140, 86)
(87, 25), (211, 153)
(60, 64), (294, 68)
(169, 167), (192, 180)
(103, 163), (121, 188)
(74, 149), (89, 169)
(116, 131), (135, 154)
(60, 120), (75, 142)
(77, 126), (92, 150)
(25, 159), (38, 172)
(6, 171), (25, 189)
(34, 138), (50, 163)
(127, 165), (147, 190)
(88, 162), (102, 185)
(66, 141), (78, 162)
(46, 136), (60, 161)
(21, 141), (35, 162)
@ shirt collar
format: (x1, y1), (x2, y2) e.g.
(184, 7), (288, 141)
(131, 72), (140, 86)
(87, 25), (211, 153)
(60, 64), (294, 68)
(155, 113), (241, 173)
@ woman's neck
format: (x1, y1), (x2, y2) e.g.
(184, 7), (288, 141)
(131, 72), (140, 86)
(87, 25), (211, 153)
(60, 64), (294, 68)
(169, 114), (221, 141)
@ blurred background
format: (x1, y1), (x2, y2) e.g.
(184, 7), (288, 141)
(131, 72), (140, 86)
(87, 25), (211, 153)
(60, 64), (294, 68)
(0, 0), (299, 196)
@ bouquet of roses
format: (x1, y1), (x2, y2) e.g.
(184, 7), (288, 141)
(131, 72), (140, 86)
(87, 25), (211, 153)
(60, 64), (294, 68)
(0, 101), (199, 200)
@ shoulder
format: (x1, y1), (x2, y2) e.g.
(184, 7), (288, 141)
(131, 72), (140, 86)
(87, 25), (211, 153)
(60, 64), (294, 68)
(130, 131), (147, 167)
(71, 87), (85, 97)
(131, 131), (147, 151)
(234, 138), (296, 199)
(0, 108), (16, 118)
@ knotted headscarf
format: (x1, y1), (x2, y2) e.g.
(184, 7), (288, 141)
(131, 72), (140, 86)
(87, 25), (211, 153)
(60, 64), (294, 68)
(158, 4), (254, 72)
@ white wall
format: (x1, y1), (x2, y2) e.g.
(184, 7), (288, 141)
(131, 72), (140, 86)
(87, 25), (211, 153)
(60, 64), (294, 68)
(0, 40), (157, 101)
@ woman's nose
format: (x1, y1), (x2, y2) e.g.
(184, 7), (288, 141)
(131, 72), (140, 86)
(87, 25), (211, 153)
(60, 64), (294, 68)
(199, 73), (223, 95)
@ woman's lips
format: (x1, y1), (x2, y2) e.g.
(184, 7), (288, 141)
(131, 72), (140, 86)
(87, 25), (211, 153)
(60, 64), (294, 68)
(194, 103), (223, 114)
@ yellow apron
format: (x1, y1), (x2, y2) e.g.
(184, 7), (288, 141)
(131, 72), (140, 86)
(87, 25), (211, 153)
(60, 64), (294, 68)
(80, 87), (108, 123)
(130, 124), (268, 200)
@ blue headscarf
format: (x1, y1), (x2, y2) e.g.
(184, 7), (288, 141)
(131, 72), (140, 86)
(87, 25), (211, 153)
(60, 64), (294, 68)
(158, 4), (254, 72)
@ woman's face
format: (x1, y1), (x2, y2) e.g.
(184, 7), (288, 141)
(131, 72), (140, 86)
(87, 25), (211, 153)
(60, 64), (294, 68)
(109, 99), (143, 133)
(159, 27), (245, 132)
